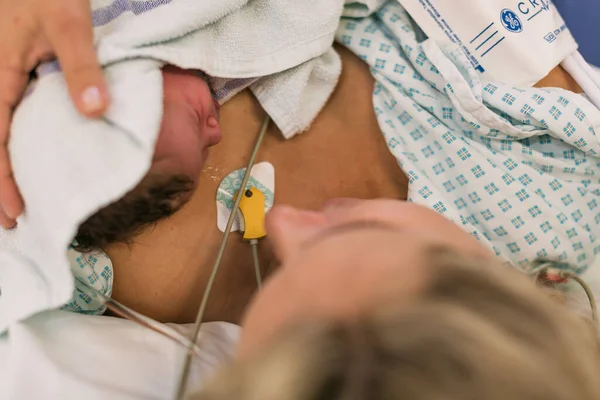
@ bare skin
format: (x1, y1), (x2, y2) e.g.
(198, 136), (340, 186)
(105, 46), (408, 324)
(535, 65), (583, 93)
(105, 48), (584, 325)
(0, 0), (586, 328)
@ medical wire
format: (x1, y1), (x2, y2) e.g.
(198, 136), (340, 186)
(174, 114), (271, 400)
(250, 239), (263, 289)
(535, 265), (598, 323)
(79, 280), (204, 357)
(560, 271), (598, 322)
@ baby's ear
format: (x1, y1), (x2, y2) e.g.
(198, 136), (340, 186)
(266, 206), (329, 263)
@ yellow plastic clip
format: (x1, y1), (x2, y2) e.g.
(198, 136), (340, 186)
(234, 187), (267, 241)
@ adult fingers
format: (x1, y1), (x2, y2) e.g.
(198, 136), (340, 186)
(0, 68), (27, 226)
(43, 0), (109, 117)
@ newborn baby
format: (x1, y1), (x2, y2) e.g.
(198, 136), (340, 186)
(74, 66), (222, 250)
(76, 45), (599, 324)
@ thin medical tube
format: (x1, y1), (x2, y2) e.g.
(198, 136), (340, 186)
(174, 115), (271, 400)
(251, 239), (262, 289)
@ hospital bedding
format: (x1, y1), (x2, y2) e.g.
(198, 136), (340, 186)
(3, 1), (600, 398)
(337, 1), (600, 274)
(0, 0), (345, 334)
(0, 311), (240, 399)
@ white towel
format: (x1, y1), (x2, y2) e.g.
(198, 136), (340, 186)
(0, 0), (345, 333)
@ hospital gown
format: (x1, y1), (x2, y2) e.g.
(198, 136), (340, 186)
(337, 1), (600, 274)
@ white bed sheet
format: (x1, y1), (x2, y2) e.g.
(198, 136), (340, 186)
(0, 311), (240, 400)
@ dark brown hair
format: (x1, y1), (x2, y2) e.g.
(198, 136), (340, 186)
(73, 174), (193, 252)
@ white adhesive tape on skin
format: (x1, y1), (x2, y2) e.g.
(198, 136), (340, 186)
(215, 162), (275, 233)
(400, 0), (578, 86)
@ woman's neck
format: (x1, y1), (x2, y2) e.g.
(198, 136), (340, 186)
(535, 65), (583, 93)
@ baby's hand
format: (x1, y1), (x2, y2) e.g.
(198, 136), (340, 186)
(0, 0), (109, 228)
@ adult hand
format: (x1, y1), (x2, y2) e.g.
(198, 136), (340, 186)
(0, 0), (109, 228)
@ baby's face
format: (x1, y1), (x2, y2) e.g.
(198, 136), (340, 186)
(151, 66), (222, 186)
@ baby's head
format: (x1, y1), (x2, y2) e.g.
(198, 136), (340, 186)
(195, 200), (600, 400)
(74, 66), (221, 251)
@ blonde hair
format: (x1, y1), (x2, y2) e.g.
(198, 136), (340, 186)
(193, 248), (600, 400)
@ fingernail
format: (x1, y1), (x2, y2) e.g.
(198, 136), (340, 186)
(3, 221), (16, 229)
(0, 209), (16, 229)
(80, 86), (104, 114)
(208, 116), (219, 128)
(4, 209), (17, 220)
(2, 202), (16, 220)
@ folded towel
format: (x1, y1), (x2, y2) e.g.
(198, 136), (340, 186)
(0, 0), (345, 333)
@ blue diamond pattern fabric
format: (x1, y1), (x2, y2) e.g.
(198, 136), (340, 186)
(337, 1), (600, 274)
(62, 246), (113, 315)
